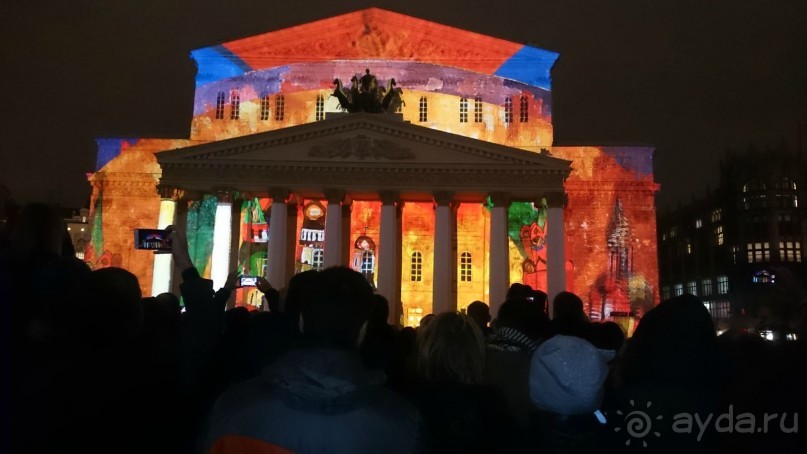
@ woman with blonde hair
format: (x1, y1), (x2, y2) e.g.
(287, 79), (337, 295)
(410, 312), (516, 452)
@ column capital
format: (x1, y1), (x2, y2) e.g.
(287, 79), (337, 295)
(156, 184), (184, 201)
(323, 189), (346, 205)
(214, 188), (235, 204)
(379, 190), (400, 206)
(433, 191), (455, 207)
(542, 191), (568, 208)
(268, 188), (290, 203)
(488, 192), (511, 208)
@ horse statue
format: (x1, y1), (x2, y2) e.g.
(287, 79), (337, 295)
(331, 69), (403, 114)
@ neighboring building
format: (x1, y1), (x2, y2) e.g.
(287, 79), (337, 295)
(64, 207), (91, 260)
(657, 143), (807, 330)
(86, 8), (659, 326)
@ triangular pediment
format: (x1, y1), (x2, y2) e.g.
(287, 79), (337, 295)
(157, 113), (570, 201)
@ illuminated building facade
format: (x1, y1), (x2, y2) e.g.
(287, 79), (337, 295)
(87, 8), (659, 326)
(657, 143), (807, 330)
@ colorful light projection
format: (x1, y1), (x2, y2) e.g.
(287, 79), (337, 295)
(86, 8), (659, 322)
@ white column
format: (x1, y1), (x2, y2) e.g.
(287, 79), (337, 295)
(323, 190), (345, 268)
(378, 191), (401, 315)
(267, 189), (289, 288)
(432, 192), (455, 314)
(545, 192), (568, 317)
(488, 192), (510, 317)
(151, 189), (177, 296)
(210, 190), (233, 290)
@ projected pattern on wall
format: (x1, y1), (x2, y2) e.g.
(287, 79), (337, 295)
(87, 8), (658, 323)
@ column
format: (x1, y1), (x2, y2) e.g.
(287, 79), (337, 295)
(433, 191), (456, 314)
(151, 185), (181, 296)
(378, 191), (402, 321)
(210, 189), (233, 290)
(545, 192), (568, 317)
(170, 191), (194, 296)
(323, 189), (345, 268)
(267, 188), (289, 288)
(284, 198), (300, 282)
(488, 192), (510, 317)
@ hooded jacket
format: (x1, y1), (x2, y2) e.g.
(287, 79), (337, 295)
(206, 348), (421, 453)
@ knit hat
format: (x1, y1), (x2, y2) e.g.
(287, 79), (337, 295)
(529, 335), (615, 415)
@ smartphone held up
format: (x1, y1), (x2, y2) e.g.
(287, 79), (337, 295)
(134, 229), (172, 252)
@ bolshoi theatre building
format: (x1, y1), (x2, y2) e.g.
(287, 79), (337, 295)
(87, 8), (659, 326)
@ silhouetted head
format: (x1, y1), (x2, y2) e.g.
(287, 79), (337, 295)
(587, 321), (626, 351)
(368, 294), (390, 326)
(9, 203), (67, 260)
(466, 300), (491, 331)
(496, 297), (550, 340)
(79, 267), (143, 342)
(284, 269), (319, 320)
(300, 266), (373, 348)
(552, 291), (587, 322)
(416, 312), (485, 385)
(506, 283), (533, 301)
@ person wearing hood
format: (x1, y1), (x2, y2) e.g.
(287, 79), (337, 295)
(206, 266), (421, 453)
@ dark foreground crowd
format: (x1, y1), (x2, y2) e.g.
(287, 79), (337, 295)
(1, 203), (806, 453)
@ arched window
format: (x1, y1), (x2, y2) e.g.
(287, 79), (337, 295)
(519, 95), (529, 122)
(230, 91), (240, 120)
(312, 249), (324, 270)
(275, 95), (285, 121)
(361, 250), (375, 275)
(316, 94), (325, 121)
(504, 97), (513, 123)
(419, 97), (428, 122)
(260, 93), (270, 121)
(460, 251), (472, 282)
(459, 97), (468, 123)
(215, 91), (226, 119)
(410, 251), (423, 282)
(474, 97), (483, 123)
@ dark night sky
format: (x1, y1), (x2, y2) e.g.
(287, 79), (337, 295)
(2, 0), (806, 210)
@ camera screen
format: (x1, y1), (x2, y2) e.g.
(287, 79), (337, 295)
(240, 276), (258, 287)
(134, 229), (171, 251)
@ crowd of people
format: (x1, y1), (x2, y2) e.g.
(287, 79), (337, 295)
(1, 203), (806, 453)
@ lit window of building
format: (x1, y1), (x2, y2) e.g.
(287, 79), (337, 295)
(312, 249), (324, 270)
(746, 242), (770, 263)
(674, 283), (683, 296)
(661, 286), (670, 301)
(215, 91), (226, 119)
(519, 95), (528, 122)
(315, 94), (325, 121)
(260, 93), (271, 121)
(504, 97), (513, 123)
(780, 241), (802, 262)
(701, 278), (713, 296)
(686, 240), (692, 255)
(704, 300), (730, 319)
(275, 95), (285, 121)
(711, 209), (721, 223)
(686, 281), (697, 295)
(669, 226), (677, 238)
(717, 275), (729, 294)
(661, 232), (667, 241)
(411, 251), (423, 282)
(714, 225), (723, 245)
(419, 97), (428, 122)
(460, 251), (472, 282)
(459, 97), (468, 123)
(230, 91), (240, 120)
(473, 97), (483, 123)
(695, 218), (702, 229)
(361, 250), (375, 275)
(730, 245), (738, 264)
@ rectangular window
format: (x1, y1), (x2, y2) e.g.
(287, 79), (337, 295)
(411, 252), (423, 282)
(714, 225), (724, 245)
(711, 209), (722, 223)
(674, 284), (683, 296)
(419, 97), (428, 122)
(701, 279), (713, 296)
(780, 241), (803, 262)
(661, 286), (671, 301)
(747, 242), (770, 263)
(215, 91), (226, 119)
(315, 94), (324, 121)
(260, 94), (270, 121)
(670, 227), (677, 238)
(706, 300), (730, 319)
(460, 252), (472, 282)
(275, 95), (285, 121)
(230, 91), (240, 120)
(519, 95), (528, 122)
(695, 219), (702, 229)
(731, 245), (739, 264)
(686, 281), (697, 296)
(504, 97), (513, 123)
(473, 97), (483, 123)
(717, 275), (729, 294)
(459, 97), (468, 123)
(686, 240), (692, 255)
